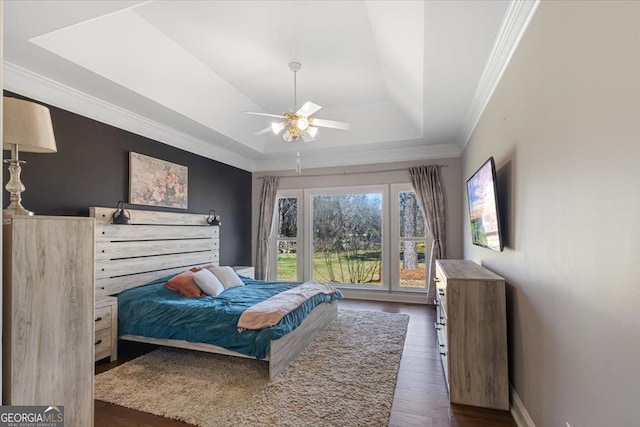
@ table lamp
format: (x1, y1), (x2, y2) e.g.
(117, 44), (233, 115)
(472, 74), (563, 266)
(3, 97), (57, 217)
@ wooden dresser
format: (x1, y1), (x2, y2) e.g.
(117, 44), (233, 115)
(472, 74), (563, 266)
(434, 259), (508, 410)
(3, 216), (95, 426)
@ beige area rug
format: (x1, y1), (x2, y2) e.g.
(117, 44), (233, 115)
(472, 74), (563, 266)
(95, 309), (409, 427)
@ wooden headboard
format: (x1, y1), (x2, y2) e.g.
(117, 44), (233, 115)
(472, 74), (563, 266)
(90, 207), (219, 296)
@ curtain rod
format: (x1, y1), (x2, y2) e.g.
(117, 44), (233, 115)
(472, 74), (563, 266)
(256, 164), (448, 180)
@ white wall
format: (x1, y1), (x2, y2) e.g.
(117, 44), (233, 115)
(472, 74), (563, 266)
(252, 157), (463, 299)
(462, 1), (640, 426)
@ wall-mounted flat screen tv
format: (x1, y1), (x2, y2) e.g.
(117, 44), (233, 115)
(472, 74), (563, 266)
(466, 157), (504, 251)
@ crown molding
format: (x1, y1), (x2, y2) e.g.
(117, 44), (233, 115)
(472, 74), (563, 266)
(3, 62), (461, 173)
(253, 142), (461, 172)
(3, 62), (256, 171)
(458, 0), (540, 151)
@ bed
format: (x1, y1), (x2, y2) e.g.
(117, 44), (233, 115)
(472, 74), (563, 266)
(89, 206), (340, 379)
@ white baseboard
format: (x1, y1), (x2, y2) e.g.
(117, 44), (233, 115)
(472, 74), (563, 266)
(340, 289), (429, 305)
(511, 385), (536, 427)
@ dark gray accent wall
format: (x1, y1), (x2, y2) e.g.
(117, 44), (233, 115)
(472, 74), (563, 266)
(3, 91), (252, 266)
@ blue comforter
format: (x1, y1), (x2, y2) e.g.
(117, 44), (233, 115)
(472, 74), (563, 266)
(118, 275), (343, 359)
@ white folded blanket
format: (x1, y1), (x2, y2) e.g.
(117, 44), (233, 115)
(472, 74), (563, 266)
(237, 281), (336, 331)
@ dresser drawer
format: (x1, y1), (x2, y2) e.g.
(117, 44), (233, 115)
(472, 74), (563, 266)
(94, 306), (112, 332)
(94, 328), (112, 360)
(437, 330), (449, 386)
(435, 271), (448, 318)
(435, 304), (449, 386)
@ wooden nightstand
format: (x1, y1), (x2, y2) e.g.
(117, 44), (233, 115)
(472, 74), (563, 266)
(232, 266), (255, 279)
(95, 296), (118, 362)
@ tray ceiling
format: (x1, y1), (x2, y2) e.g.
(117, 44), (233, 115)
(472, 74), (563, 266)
(4, 1), (537, 171)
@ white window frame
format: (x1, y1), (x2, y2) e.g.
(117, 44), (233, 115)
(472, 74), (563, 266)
(390, 183), (429, 293)
(270, 189), (303, 282)
(304, 185), (389, 290)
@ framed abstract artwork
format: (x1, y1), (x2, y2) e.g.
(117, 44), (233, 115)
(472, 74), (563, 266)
(129, 152), (188, 209)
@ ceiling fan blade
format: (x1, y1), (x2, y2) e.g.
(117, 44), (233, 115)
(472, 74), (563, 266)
(244, 111), (286, 119)
(312, 118), (351, 130)
(301, 132), (315, 143)
(271, 122), (287, 135)
(296, 101), (322, 117)
(253, 126), (272, 136)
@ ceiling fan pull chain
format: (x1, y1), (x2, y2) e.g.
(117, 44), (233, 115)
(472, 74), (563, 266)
(296, 151), (301, 174)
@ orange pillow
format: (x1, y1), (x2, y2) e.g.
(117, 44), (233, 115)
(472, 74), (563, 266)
(166, 271), (204, 297)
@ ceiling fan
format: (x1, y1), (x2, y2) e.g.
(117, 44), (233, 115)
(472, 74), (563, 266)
(245, 61), (351, 142)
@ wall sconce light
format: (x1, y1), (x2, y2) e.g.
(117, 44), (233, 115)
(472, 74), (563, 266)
(112, 201), (131, 225)
(207, 209), (221, 226)
(3, 97), (58, 217)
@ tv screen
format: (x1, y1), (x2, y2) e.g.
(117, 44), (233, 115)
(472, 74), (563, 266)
(466, 157), (504, 251)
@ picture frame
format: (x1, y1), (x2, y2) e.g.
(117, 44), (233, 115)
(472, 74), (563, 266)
(129, 152), (188, 209)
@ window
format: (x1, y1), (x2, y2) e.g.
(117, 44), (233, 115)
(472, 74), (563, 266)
(272, 190), (302, 281)
(391, 184), (431, 292)
(307, 186), (387, 288)
(270, 184), (428, 294)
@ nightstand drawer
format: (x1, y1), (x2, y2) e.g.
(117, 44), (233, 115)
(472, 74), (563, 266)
(94, 328), (112, 360)
(94, 306), (112, 332)
(95, 296), (118, 362)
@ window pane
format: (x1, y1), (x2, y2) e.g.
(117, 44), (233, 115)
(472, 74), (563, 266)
(278, 197), (297, 238)
(400, 191), (425, 238)
(276, 240), (297, 281)
(399, 241), (426, 288)
(312, 193), (382, 285)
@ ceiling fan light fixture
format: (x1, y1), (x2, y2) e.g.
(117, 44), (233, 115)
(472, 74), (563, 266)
(245, 61), (350, 143)
(296, 117), (309, 131)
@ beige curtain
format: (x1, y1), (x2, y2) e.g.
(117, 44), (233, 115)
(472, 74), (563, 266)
(256, 176), (279, 280)
(409, 166), (446, 303)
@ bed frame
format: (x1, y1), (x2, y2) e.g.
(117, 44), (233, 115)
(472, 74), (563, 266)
(89, 206), (337, 379)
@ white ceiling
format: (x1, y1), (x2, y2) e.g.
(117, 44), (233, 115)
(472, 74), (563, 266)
(3, 1), (538, 172)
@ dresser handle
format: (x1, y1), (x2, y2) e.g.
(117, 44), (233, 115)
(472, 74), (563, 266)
(437, 322), (446, 326)
(438, 290), (445, 295)
(95, 339), (102, 346)
(95, 317), (103, 322)
(440, 352), (447, 356)
(433, 299), (439, 305)
(435, 277), (440, 282)
(439, 344), (445, 348)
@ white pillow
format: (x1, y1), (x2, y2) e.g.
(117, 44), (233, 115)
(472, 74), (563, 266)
(192, 268), (225, 296)
(209, 266), (245, 289)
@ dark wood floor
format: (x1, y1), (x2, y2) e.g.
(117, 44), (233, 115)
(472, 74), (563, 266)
(95, 300), (516, 427)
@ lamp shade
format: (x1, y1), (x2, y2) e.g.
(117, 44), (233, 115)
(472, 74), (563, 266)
(3, 97), (57, 153)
